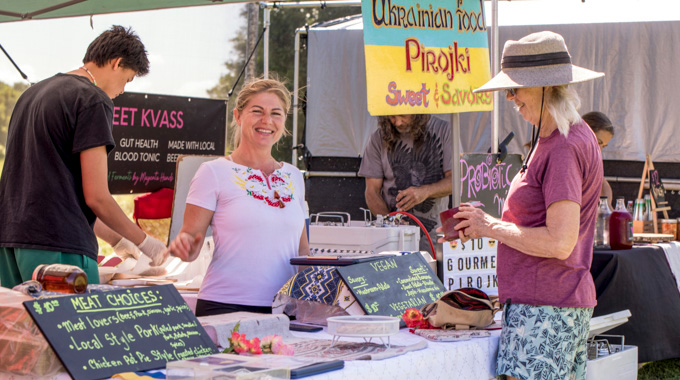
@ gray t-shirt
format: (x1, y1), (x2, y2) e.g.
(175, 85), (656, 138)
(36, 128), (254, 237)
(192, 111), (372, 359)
(359, 117), (452, 249)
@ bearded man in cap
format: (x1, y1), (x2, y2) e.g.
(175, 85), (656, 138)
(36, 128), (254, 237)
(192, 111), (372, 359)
(359, 114), (452, 252)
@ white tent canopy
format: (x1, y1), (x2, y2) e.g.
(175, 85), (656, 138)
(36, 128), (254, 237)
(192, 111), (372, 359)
(305, 2), (680, 162)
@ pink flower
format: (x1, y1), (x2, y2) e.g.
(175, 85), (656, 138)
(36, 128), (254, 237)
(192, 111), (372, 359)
(224, 329), (293, 356)
(260, 335), (276, 354)
(417, 319), (434, 329)
(402, 308), (424, 328)
(277, 344), (295, 356)
(271, 335), (290, 355)
(248, 337), (262, 355)
(232, 334), (250, 354)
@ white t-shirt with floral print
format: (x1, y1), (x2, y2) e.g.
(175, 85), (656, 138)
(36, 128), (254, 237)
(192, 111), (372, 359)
(187, 157), (305, 307)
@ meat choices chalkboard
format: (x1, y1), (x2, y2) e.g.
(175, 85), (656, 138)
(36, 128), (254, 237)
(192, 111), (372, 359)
(23, 285), (218, 380)
(108, 92), (227, 194)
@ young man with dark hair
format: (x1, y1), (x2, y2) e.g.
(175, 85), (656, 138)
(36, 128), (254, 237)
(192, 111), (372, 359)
(0, 25), (167, 289)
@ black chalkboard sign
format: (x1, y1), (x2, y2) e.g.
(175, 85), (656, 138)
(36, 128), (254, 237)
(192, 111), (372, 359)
(23, 284), (218, 380)
(649, 170), (671, 211)
(460, 153), (522, 218)
(108, 92), (227, 194)
(336, 254), (445, 318)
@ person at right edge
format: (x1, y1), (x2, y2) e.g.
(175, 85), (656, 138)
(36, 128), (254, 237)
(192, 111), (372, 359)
(0, 26), (168, 289)
(439, 31), (604, 379)
(582, 111), (615, 208)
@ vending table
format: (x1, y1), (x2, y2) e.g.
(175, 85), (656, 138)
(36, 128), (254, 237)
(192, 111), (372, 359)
(591, 244), (680, 363)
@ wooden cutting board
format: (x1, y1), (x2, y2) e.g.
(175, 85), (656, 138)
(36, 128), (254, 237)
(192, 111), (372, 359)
(633, 233), (675, 243)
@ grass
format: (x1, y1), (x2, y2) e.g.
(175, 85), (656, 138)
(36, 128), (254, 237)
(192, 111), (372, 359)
(639, 359), (680, 380)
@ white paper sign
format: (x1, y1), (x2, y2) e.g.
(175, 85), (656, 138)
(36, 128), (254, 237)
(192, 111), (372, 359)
(441, 237), (498, 295)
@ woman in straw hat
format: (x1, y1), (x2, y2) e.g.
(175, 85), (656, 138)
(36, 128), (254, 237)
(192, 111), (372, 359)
(440, 31), (604, 379)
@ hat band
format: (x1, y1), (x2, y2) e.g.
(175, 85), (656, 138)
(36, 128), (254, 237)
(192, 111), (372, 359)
(502, 51), (571, 69)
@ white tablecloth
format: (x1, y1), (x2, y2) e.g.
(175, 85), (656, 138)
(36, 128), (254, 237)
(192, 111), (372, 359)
(656, 242), (680, 295)
(291, 329), (500, 380)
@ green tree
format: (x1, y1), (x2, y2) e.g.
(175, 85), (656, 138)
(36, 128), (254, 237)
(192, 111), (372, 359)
(0, 81), (29, 167)
(208, 6), (359, 163)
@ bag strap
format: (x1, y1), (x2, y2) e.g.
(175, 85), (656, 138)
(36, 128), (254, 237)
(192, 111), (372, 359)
(488, 295), (501, 315)
(450, 290), (502, 318)
(450, 290), (494, 310)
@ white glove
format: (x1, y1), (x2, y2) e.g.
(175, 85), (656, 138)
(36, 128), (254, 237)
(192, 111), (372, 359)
(112, 237), (141, 260)
(138, 235), (168, 266)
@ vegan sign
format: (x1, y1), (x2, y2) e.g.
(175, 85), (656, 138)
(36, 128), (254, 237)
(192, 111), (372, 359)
(361, 0), (492, 115)
(23, 285), (218, 380)
(337, 253), (445, 318)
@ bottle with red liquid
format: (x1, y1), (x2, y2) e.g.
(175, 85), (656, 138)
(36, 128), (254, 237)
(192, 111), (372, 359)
(609, 196), (634, 250)
(32, 264), (88, 293)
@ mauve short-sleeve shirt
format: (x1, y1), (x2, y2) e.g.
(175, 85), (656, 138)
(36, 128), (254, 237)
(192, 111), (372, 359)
(497, 120), (603, 308)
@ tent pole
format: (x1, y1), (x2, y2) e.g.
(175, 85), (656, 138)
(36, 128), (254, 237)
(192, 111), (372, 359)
(451, 113), (461, 207)
(292, 28), (305, 164)
(260, 1), (361, 80)
(261, 1), (360, 9)
(491, 0), (499, 155)
(263, 7), (271, 79)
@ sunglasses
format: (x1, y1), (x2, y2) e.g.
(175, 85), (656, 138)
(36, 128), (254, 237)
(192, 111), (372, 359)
(505, 88), (517, 97)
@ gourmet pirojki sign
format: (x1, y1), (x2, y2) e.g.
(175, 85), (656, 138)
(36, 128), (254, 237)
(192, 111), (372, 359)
(362, 0), (492, 115)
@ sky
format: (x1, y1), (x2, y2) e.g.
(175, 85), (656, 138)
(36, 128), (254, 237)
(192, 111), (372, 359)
(0, 3), (246, 98)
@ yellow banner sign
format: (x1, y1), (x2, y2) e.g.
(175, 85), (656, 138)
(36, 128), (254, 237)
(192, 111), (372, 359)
(362, 0), (492, 115)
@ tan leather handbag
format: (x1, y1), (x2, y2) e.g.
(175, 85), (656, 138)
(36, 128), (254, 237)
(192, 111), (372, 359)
(420, 288), (501, 330)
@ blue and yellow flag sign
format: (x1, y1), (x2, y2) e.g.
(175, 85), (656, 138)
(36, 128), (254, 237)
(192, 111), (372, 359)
(362, 0), (492, 115)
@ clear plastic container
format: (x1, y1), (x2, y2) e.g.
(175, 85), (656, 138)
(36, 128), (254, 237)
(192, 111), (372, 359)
(32, 264), (88, 294)
(165, 354), (289, 380)
(326, 316), (400, 337)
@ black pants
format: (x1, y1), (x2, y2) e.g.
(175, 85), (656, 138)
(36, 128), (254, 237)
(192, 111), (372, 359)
(195, 299), (272, 317)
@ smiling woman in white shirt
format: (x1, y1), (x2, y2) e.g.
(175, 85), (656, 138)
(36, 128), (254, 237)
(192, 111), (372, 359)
(165, 77), (309, 316)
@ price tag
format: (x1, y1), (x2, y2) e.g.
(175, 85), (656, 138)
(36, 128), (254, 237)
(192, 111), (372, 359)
(442, 237), (498, 295)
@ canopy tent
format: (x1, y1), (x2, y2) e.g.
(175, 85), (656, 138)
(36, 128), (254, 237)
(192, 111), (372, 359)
(305, 6), (680, 163)
(0, 0), (241, 23)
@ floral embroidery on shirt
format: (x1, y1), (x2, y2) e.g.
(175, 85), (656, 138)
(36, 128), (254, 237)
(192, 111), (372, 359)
(232, 166), (295, 208)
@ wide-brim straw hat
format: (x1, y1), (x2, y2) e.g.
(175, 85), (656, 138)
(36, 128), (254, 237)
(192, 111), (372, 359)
(474, 31), (604, 93)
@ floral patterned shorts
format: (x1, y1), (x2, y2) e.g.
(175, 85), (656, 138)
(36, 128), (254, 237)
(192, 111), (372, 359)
(496, 303), (593, 380)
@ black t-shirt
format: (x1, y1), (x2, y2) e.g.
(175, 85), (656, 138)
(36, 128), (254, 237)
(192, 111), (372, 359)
(0, 74), (115, 259)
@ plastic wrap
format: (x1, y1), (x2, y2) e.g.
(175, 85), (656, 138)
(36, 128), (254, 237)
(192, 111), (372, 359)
(0, 287), (65, 377)
(273, 293), (350, 325)
(272, 266), (365, 325)
(198, 312), (292, 349)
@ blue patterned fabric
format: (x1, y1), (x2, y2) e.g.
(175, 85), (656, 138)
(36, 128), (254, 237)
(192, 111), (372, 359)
(496, 303), (593, 380)
(282, 266), (344, 305)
